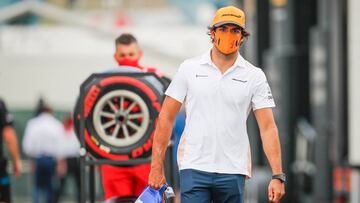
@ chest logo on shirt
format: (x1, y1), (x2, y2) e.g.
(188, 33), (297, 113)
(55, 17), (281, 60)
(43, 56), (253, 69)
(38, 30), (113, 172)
(196, 74), (209, 78)
(232, 78), (247, 83)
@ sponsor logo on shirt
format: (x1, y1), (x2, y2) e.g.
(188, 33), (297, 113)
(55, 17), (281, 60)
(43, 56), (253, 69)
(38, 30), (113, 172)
(265, 81), (273, 100)
(232, 78), (247, 83)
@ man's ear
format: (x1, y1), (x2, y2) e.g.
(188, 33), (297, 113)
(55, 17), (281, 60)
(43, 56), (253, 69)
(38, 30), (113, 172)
(138, 50), (143, 60)
(239, 36), (245, 45)
(114, 53), (119, 61)
(210, 29), (215, 41)
(242, 34), (246, 40)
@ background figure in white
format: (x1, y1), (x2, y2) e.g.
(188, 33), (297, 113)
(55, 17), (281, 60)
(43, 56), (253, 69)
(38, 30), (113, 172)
(22, 99), (65, 203)
(55, 113), (81, 203)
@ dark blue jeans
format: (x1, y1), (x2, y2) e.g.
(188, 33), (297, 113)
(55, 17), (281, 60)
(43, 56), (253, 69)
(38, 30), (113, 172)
(33, 156), (56, 203)
(180, 169), (245, 203)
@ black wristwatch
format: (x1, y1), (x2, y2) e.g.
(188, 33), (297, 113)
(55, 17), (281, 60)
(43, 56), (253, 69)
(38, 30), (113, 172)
(272, 173), (286, 183)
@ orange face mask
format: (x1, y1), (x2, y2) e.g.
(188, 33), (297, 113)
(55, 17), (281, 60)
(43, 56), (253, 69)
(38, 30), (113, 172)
(214, 30), (241, 54)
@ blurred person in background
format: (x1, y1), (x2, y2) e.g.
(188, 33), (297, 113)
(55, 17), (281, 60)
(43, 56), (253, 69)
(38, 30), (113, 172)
(112, 33), (165, 78)
(55, 113), (80, 203)
(22, 99), (66, 203)
(0, 98), (22, 203)
(149, 6), (285, 203)
(101, 33), (168, 200)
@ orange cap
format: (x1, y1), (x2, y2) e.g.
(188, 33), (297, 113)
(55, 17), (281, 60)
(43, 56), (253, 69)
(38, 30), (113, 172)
(211, 6), (246, 28)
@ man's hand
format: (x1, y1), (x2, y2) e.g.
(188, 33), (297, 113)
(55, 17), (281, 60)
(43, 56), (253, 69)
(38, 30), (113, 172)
(56, 159), (67, 177)
(254, 108), (284, 202)
(268, 179), (285, 203)
(12, 159), (22, 177)
(149, 96), (181, 189)
(148, 166), (166, 189)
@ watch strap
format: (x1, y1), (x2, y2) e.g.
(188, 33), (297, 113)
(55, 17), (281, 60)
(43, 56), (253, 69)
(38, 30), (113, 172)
(272, 173), (286, 183)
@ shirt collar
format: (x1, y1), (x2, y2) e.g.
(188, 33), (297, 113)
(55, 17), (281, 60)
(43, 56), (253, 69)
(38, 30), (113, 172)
(199, 48), (246, 69)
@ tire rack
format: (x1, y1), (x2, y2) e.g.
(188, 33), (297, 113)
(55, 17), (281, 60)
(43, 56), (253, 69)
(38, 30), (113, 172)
(77, 72), (174, 203)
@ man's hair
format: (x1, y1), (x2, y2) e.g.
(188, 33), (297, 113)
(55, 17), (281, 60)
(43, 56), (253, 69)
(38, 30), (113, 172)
(207, 25), (250, 43)
(115, 33), (138, 46)
(34, 98), (52, 117)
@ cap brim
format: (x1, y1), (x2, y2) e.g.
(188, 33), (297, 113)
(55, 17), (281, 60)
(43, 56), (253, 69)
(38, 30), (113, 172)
(213, 21), (244, 28)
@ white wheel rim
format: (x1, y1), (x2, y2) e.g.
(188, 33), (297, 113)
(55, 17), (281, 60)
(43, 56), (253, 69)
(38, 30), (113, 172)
(93, 90), (150, 147)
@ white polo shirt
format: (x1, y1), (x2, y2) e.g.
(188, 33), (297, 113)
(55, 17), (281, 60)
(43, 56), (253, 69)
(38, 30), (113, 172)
(165, 49), (275, 177)
(23, 113), (66, 159)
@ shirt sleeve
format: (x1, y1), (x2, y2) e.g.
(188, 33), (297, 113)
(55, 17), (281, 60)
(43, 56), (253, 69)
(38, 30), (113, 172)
(165, 64), (188, 103)
(251, 70), (276, 110)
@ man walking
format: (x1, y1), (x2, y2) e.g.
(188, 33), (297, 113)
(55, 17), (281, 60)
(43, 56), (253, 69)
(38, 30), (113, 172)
(149, 6), (285, 203)
(23, 101), (65, 203)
